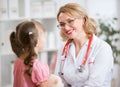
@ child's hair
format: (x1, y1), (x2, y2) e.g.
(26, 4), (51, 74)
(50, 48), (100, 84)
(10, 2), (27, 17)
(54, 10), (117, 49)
(10, 22), (24, 57)
(10, 20), (45, 76)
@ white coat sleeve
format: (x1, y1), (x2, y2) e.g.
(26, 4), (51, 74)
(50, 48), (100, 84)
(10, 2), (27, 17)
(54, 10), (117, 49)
(54, 45), (70, 87)
(54, 46), (63, 75)
(84, 42), (114, 87)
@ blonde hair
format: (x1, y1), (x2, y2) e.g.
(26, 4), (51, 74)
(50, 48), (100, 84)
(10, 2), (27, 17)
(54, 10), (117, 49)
(57, 3), (97, 41)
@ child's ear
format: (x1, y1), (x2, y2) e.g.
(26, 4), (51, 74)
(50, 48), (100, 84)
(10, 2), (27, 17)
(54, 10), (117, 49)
(35, 42), (40, 53)
(36, 43), (39, 47)
(36, 39), (40, 47)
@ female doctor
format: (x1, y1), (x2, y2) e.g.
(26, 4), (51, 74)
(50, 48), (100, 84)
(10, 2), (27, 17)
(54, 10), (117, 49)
(54, 3), (114, 87)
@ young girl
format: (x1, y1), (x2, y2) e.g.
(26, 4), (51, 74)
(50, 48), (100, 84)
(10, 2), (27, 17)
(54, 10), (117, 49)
(10, 20), (50, 87)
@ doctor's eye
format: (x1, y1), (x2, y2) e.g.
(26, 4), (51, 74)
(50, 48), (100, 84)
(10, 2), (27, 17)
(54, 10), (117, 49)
(57, 23), (65, 29)
(60, 23), (65, 27)
(67, 19), (75, 24)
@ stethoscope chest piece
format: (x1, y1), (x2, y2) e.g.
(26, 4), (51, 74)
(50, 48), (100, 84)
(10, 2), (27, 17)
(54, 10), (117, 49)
(77, 65), (84, 73)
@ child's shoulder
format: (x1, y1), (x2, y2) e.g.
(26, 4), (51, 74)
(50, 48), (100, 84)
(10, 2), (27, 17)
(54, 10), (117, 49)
(32, 59), (49, 73)
(31, 59), (50, 84)
(33, 59), (48, 67)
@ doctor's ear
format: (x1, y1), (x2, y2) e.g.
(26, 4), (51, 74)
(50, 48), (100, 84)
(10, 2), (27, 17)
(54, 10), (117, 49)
(82, 17), (86, 25)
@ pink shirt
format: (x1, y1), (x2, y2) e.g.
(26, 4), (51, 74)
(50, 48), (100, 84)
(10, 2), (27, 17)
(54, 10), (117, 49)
(14, 58), (49, 87)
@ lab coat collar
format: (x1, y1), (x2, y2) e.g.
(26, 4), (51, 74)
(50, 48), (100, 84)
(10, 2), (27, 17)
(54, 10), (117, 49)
(69, 34), (97, 61)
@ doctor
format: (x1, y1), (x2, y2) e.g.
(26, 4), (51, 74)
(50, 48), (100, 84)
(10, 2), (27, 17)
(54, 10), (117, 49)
(54, 3), (114, 87)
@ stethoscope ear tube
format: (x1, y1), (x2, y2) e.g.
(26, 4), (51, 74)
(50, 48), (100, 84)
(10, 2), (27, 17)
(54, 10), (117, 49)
(59, 39), (72, 75)
(62, 39), (73, 57)
(78, 35), (93, 72)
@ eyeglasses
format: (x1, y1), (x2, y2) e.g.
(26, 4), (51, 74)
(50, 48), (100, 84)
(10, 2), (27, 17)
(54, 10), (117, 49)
(57, 18), (76, 29)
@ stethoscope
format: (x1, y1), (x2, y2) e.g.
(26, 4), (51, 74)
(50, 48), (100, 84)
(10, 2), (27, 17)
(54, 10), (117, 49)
(59, 35), (93, 76)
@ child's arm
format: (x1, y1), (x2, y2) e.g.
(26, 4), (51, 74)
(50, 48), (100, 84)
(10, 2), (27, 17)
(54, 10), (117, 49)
(37, 74), (64, 87)
(31, 61), (50, 87)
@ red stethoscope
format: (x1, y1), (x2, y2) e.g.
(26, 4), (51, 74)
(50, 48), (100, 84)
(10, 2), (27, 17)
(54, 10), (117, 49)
(59, 35), (93, 75)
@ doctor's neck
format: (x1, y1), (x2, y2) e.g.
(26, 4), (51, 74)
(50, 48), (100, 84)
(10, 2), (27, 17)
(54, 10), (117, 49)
(73, 35), (88, 57)
(74, 37), (88, 47)
(74, 33), (88, 47)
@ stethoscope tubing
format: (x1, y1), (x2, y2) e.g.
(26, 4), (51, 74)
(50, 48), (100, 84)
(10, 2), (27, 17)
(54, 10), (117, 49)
(59, 35), (93, 74)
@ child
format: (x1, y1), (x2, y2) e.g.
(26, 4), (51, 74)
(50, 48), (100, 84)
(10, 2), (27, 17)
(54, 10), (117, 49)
(10, 20), (50, 87)
(10, 20), (64, 87)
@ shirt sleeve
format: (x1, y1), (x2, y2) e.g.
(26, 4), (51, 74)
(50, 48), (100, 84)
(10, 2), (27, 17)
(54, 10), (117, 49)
(84, 42), (114, 87)
(54, 45), (64, 75)
(31, 61), (50, 86)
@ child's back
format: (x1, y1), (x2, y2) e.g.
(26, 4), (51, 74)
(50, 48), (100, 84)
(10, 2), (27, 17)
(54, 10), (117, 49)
(14, 58), (49, 87)
(10, 20), (50, 87)
(10, 20), (64, 87)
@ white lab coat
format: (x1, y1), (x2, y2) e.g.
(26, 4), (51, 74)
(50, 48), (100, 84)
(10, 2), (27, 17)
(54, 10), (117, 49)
(54, 35), (114, 87)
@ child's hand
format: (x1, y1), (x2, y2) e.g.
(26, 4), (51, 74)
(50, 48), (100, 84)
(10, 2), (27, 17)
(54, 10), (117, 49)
(49, 74), (64, 87)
